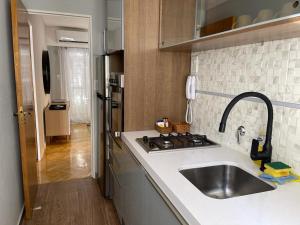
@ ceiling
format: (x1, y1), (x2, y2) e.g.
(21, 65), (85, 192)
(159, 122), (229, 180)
(42, 14), (90, 30)
(40, 1), (226, 29)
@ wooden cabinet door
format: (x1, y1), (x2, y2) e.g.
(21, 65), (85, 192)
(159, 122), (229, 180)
(11, 0), (38, 219)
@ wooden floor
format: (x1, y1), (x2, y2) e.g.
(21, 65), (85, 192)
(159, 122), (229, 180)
(37, 123), (91, 184)
(22, 178), (120, 225)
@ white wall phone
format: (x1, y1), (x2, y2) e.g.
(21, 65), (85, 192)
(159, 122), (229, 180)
(185, 75), (196, 124)
(186, 75), (196, 100)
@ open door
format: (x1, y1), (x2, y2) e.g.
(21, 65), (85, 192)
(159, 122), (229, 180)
(11, 0), (38, 219)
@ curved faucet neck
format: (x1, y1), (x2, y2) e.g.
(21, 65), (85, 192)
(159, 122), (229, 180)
(219, 92), (273, 150)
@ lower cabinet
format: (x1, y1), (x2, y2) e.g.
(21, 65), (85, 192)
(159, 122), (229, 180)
(112, 142), (185, 225)
(144, 175), (184, 225)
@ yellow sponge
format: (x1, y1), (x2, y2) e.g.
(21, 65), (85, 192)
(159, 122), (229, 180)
(264, 168), (290, 178)
(264, 162), (292, 177)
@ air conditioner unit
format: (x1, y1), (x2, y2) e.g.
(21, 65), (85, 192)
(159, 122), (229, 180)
(56, 30), (89, 43)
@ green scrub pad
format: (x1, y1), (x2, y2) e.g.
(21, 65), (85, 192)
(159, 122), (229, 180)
(265, 162), (291, 170)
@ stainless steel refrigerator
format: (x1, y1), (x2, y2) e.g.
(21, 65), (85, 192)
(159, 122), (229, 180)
(96, 52), (124, 198)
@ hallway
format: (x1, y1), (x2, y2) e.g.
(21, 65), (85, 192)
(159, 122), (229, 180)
(37, 123), (91, 184)
(22, 178), (120, 225)
(22, 124), (120, 225)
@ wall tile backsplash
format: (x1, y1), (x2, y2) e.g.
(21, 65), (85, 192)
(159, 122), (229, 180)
(191, 38), (300, 173)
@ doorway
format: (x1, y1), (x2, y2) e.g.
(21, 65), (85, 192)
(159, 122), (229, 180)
(28, 12), (93, 184)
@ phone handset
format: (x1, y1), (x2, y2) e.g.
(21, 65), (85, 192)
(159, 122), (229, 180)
(186, 76), (196, 100)
(185, 75), (196, 124)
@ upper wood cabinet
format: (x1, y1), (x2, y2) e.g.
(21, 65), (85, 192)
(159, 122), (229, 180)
(124, 0), (191, 131)
(159, 0), (300, 50)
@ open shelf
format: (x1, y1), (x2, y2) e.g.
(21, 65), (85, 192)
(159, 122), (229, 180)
(160, 14), (300, 52)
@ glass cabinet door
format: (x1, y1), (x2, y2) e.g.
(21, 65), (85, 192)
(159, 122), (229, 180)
(106, 0), (123, 52)
(160, 0), (197, 47)
(160, 0), (300, 47)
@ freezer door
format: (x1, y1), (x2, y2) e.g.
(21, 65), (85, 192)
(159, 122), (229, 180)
(96, 54), (112, 197)
(97, 96), (104, 192)
(97, 96), (111, 197)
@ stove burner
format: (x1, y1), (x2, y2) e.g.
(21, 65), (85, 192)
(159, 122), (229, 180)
(187, 135), (207, 146)
(160, 140), (174, 149)
(137, 133), (218, 153)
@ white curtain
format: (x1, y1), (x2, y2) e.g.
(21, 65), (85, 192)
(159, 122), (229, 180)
(58, 47), (91, 123)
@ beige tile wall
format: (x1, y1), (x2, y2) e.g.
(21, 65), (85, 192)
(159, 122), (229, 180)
(191, 38), (300, 173)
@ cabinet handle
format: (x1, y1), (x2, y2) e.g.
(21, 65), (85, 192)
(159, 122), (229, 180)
(145, 173), (189, 225)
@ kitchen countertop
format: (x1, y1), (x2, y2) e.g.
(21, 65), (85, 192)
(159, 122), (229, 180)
(122, 130), (300, 225)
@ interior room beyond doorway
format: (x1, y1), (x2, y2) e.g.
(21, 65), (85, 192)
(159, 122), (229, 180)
(37, 123), (91, 184)
(29, 12), (93, 184)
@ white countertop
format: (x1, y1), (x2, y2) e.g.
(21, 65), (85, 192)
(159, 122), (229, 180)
(122, 130), (300, 225)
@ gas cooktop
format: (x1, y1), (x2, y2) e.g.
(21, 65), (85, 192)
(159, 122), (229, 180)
(136, 132), (219, 153)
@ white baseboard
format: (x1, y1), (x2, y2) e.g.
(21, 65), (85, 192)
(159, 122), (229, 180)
(17, 205), (24, 225)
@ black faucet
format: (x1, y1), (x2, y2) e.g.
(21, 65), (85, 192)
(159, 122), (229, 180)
(218, 92), (273, 171)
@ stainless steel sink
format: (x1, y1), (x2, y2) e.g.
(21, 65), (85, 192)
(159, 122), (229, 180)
(180, 164), (275, 199)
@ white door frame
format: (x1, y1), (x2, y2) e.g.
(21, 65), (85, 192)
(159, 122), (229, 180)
(27, 9), (97, 178)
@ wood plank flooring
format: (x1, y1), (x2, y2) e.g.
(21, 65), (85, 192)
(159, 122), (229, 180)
(37, 123), (91, 184)
(22, 178), (120, 225)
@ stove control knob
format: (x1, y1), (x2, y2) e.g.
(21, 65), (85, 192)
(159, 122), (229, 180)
(143, 136), (149, 143)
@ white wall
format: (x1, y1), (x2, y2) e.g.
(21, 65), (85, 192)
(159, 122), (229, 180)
(29, 14), (50, 160)
(107, 0), (122, 19)
(191, 38), (300, 173)
(23, 0), (105, 55)
(0, 0), (25, 224)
